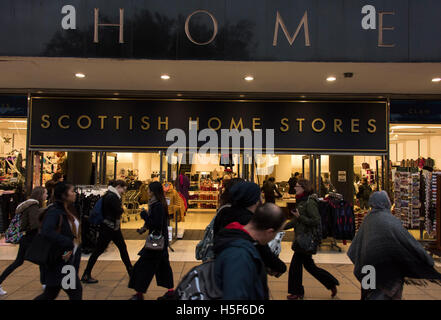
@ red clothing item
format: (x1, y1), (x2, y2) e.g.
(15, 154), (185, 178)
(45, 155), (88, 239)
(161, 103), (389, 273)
(295, 192), (305, 200)
(225, 222), (251, 237)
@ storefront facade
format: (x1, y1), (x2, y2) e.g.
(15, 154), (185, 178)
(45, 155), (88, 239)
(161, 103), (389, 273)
(1, 0), (441, 244)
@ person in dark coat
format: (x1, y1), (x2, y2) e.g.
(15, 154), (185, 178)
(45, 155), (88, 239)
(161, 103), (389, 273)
(213, 181), (287, 277)
(34, 182), (82, 300)
(214, 203), (286, 300)
(129, 181), (174, 300)
(0, 187), (47, 296)
(356, 178), (372, 209)
(348, 191), (441, 300)
(288, 172), (300, 195)
(262, 177), (283, 203)
(285, 179), (339, 300)
(81, 180), (132, 283)
(45, 172), (63, 204)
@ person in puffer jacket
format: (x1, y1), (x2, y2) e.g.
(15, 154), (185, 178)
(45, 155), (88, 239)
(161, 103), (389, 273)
(0, 187), (47, 296)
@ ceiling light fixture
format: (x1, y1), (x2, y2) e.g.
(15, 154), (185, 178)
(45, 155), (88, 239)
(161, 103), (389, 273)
(244, 76), (254, 81)
(7, 127), (26, 130)
(177, 93), (183, 97)
(427, 126), (441, 129)
(390, 125), (423, 129)
(432, 78), (441, 83)
(75, 73), (86, 79)
(7, 120), (27, 123)
(161, 74), (171, 80)
(326, 76), (337, 82)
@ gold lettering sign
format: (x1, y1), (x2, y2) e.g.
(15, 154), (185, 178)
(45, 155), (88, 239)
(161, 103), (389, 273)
(141, 116), (150, 130)
(273, 11), (311, 47)
(113, 116), (123, 130)
(312, 118), (326, 132)
(280, 118), (289, 132)
(129, 116), (133, 130)
(98, 115), (107, 130)
(158, 116), (169, 130)
(351, 119), (360, 132)
(296, 118), (305, 132)
(334, 119), (343, 133)
(252, 117), (261, 131)
(185, 10), (218, 45)
(208, 117), (221, 131)
(58, 115), (70, 129)
(230, 118), (244, 130)
(41, 115), (51, 129)
(378, 12), (395, 48)
(77, 115), (92, 130)
(367, 119), (377, 133)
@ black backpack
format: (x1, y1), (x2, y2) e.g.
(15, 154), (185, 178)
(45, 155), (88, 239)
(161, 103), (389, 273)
(175, 261), (222, 300)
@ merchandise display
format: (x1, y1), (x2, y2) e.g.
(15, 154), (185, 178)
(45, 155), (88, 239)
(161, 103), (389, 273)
(188, 178), (219, 211)
(393, 171), (421, 229)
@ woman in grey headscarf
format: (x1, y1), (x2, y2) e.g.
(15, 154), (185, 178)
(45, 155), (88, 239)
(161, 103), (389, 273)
(348, 191), (441, 300)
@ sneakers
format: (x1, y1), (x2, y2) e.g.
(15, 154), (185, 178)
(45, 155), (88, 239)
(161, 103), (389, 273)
(0, 286), (7, 296)
(157, 290), (176, 300)
(42, 284), (46, 290)
(81, 274), (99, 284)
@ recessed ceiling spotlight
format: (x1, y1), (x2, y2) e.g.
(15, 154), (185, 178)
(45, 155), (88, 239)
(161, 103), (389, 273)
(161, 74), (171, 80)
(244, 76), (254, 81)
(75, 73), (86, 79)
(432, 78), (441, 83)
(113, 93), (120, 96)
(326, 76), (337, 82)
(177, 93), (183, 97)
(240, 94), (245, 98)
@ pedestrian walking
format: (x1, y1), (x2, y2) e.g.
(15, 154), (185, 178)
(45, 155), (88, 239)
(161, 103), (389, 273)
(0, 187), (47, 296)
(81, 180), (133, 283)
(285, 179), (339, 300)
(34, 182), (82, 300)
(262, 177), (283, 204)
(213, 203), (286, 300)
(129, 181), (174, 300)
(348, 191), (441, 300)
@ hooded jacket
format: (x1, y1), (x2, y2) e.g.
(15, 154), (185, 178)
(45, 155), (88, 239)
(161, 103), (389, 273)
(348, 191), (441, 288)
(16, 199), (40, 233)
(102, 186), (124, 222)
(213, 222), (269, 300)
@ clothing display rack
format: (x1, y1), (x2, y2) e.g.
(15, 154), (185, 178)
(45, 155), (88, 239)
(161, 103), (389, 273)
(393, 170), (421, 229)
(317, 192), (355, 252)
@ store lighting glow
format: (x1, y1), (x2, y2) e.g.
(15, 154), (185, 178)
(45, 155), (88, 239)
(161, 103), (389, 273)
(161, 74), (171, 80)
(432, 78), (441, 82)
(326, 76), (337, 82)
(244, 76), (254, 81)
(395, 133), (424, 135)
(5, 120), (27, 123)
(427, 126), (441, 129)
(75, 73), (86, 78)
(7, 128), (26, 130)
(390, 125), (423, 129)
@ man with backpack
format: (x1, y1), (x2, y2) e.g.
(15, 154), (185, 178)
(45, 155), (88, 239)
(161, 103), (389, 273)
(81, 180), (133, 284)
(213, 203), (286, 300)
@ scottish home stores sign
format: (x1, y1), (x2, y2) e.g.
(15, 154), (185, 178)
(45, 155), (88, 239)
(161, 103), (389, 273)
(29, 98), (387, 154)
(1, 0), (441, 62)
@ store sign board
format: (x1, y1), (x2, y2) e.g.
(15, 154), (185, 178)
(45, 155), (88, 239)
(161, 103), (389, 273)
(29, 98), (388, 154)
(1, 0), (441, 62)
(390, 100), (441, 123)
(0, 96), (27, 118)
(338, 171), (347, 182)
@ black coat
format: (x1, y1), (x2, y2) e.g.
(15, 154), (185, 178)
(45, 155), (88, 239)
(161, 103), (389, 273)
(139, 201), (169, 255)
(102, 191), (124, 221)
(213, 206), (287, 275)
(39, 201), (79, 286)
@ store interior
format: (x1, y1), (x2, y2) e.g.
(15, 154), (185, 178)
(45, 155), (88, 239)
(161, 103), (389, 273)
(2, 119), (441, 244)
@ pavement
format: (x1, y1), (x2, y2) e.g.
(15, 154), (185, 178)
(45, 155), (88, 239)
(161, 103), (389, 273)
(0, 259), (441, 300)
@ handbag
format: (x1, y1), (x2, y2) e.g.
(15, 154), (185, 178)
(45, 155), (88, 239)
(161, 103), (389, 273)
(293, 227), (320, 255)
(25, 213), (63, 266)
(144, 207), (165, 251)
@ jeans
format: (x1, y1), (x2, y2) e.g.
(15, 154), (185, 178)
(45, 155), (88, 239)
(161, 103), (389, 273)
(83, 225), (132, 275)
(288, 252), (339, 295)
(0, 233), (45, 285)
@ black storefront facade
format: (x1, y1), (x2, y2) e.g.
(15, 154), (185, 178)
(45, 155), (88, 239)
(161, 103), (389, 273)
(1, 0), (441, 234)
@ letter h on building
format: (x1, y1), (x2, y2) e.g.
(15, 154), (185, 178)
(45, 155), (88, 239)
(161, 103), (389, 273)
(94, 8), (124, 43)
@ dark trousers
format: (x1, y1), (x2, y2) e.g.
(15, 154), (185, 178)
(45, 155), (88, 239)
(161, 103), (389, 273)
(34, 282), (82, 300)
(84, 225), (132, 275)
(288, 252), (339, 295)
(129, 249), (174, 294)
(0, 233), (45, 285)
